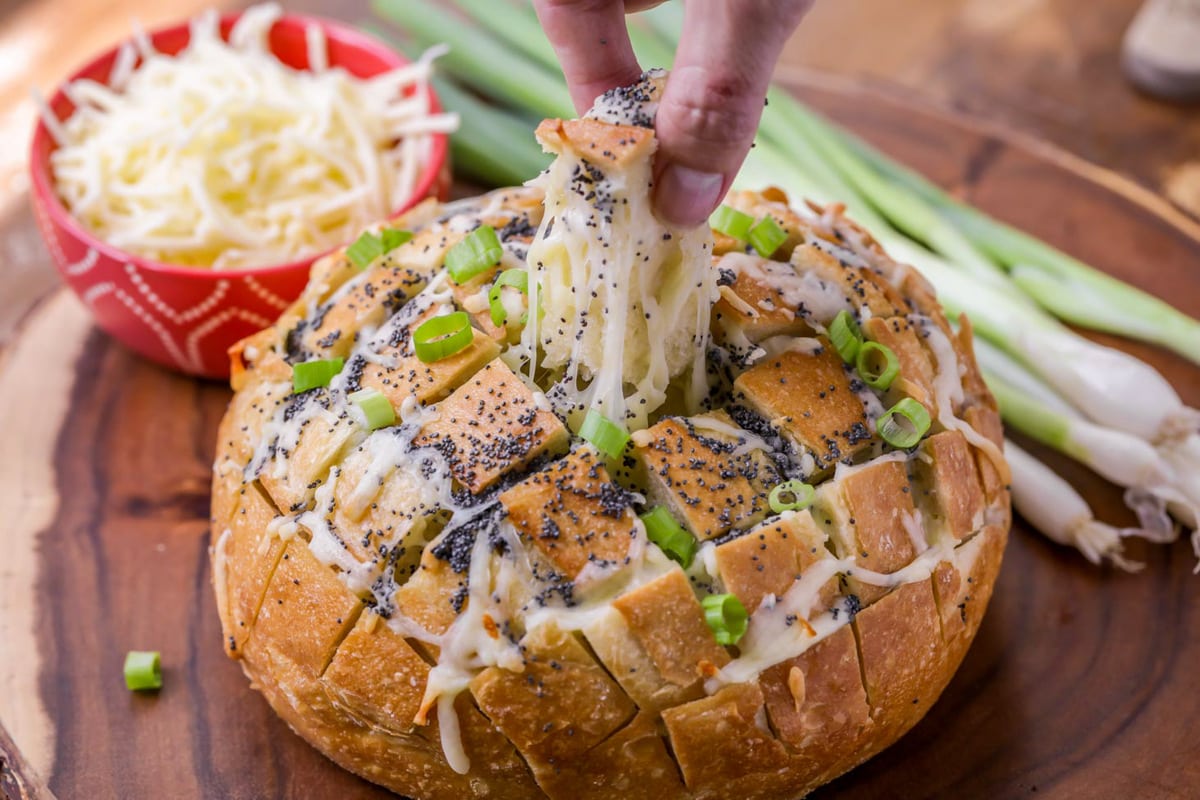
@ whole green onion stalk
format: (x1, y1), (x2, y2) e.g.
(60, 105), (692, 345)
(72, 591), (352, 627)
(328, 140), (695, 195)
(1005, 442), (1146, 572)
(978, 347), (1194, 545)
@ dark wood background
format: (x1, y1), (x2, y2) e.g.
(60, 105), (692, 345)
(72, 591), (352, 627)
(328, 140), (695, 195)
(2, 2), (1199, 799)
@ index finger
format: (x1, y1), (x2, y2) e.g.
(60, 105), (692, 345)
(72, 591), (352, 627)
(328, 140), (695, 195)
(533, 0), (645, 113)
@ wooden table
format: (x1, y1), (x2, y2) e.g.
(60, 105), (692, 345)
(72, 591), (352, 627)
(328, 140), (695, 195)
(2, 2), (1199, 799)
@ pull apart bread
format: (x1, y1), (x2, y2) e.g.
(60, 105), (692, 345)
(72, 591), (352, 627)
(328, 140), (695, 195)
(211, 72), (1011, 799)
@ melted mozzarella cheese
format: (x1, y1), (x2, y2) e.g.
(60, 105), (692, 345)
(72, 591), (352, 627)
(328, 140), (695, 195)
(521, 86), (716, 429)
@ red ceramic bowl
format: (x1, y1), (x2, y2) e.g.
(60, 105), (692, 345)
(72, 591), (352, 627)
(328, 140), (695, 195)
(29, 12), (450, 379)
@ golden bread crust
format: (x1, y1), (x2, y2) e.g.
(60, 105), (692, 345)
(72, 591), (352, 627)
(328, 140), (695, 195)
(211, 174), (1010, 799)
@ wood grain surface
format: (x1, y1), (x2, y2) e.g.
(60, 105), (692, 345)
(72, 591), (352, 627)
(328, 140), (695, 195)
(1, 75), (1198, 799)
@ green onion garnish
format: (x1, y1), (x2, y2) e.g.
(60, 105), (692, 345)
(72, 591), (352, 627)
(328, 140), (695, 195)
(856, 341), (900, 390)
(829, 310), (863, 363)
(349, 387), (395, 431)
(488, 268), (529, 327)
(292, 357), (345, 393)
(445, 225), (503, 283)
(710, 204), (755, 241)
(701, 593), (749, 646)
(768, 480), (815, 513)
(748, 216), (787, 257)
(578, 409), (630, 459)
(346, 228), (412, 270)
(412, 312), (474, 364)
(639, 506), (697, 568)
(381, 228), (413, 252)
(124, 650), (162, 691)
(877, 397), (932, 449)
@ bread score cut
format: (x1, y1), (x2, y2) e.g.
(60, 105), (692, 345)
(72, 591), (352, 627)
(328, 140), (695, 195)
(210, 75), (1011, 800)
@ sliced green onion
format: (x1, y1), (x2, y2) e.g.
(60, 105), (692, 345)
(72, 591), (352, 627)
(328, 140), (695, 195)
(639, 506), (697, 568)
(877, 397), (932, 449)
(124, 650), (162, 691)
(413, 312), (474, 364)
(748, 216), (787, 257)
(578, 409), (629, 459)
(488, 268), (529, 327)
(346, 232), (383, 269)
(768, 480), (815, 513)
(293, 357), (345, 393)
(445, 225), (503, 283)
(701, 593), (749, 646)
(346, 229), (412, 269)
(856, 341), (900, 390)
(829, 310), (862, 363)
(381, 228), (413, 252)
(710, 205), (754, 241)
(349, 388), (395, 430)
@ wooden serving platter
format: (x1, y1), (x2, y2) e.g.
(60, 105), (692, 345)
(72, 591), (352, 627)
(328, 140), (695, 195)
(2, 77), (1198, 800)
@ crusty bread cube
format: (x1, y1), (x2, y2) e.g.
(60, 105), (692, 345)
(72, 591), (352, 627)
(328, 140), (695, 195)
(297, 261), (433, 360)
(581, 607), (704, 713)
(215, 481), (287, 658)
(611, 568), (729, 688)
(330, 441), (444, 578)
(759, 625), (870, 787)
(258, 402), (359, 513)
(414, 359), (568, 494)
(247, 538), (365, 677)
(321, 612), (431, 735)
(814, 458), (920, 605)
(932, 523), (1006, 665)
(712, 255), (816, 345)
(534, 712), (688, 800)
(790, 241), (906, 319)
(862, 315), (938, 417)
(662, 682), (795, 799)
(734, 346), (875, 476)
(500, 449), (637, 580)
(631, 411), (778, 541)
(470, 620), (635, 772)
(356, 305), (501, 409)
(715, 510), (840, 615)
(852, 578), (947, 754)
(913, 430), (987, 542)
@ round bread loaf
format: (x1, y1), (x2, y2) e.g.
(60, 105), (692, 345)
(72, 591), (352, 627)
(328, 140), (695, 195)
(210, 183), (1010, 800)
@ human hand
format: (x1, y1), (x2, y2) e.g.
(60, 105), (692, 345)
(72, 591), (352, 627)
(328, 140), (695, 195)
(533, 0), (814, 227)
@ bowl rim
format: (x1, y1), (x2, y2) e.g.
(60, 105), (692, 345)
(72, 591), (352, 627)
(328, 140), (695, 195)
(28, 10), (450, 280)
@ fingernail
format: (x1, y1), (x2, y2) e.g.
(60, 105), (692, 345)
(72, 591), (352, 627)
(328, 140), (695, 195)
(654, 164), (724, 227)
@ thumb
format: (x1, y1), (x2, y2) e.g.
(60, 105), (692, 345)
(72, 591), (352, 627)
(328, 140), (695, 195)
(653, 0), (812, 227)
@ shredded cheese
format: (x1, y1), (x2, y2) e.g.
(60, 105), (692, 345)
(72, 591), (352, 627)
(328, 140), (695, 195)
(41, 3), (457, 269)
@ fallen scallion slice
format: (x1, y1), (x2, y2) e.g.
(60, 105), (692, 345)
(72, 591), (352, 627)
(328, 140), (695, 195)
(445, 225), (503, 283)
(578, 409), (629, 459)
(413, 312), (473, 363)
(877, 397), (931, 449)
(488, 268), (529, 327)
(710, 204), (755, 241)
(701, 593), (749, 646)
(829, 310), (862, 363)
(292, 357), (345, 393)
(856, 341), (900, 390)
(124, 650), (162, 691)
(768, 479), (815, 513)
(748, 215), (787, 257)
(349, 387), (395, 430)
(639, 506), (697, 568)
